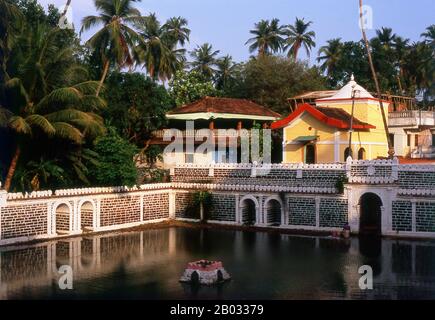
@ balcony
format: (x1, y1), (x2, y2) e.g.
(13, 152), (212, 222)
(388, 110), (435, 128)
(152, 129), (252, 139)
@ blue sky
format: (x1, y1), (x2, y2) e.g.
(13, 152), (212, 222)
(39, 0), (435, 65)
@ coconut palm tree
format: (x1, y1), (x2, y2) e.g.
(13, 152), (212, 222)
(393, 36), (410, 93)
(317, 38), (343, 75)
(134, 13), (188, 81)
(374, 27), (397, 50)
(0, 79), (105, 191)
(1, 25), (106, 191)
(162, 17), (190, 47)
(190, 43), (220, 80)
(245, 19), (284, 57)
(421, 25), (435, 48)
(358, 0), (393, 157)
(81, 0), (146, 96)
(0, 0), (23, 84)
(215, 55), (238, 90)
(284, 17), (316, 60)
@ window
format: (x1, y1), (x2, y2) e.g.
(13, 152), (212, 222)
(415, 135), (419, 147)
(407, 134), (411, 147)
(432, 134), (435, 147)
(344, 147), (352, 160)
(358, 148), (366, 160)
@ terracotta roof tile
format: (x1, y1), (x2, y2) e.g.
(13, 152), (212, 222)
(167, 96), (281, 118)
(271, 103), (375, 130)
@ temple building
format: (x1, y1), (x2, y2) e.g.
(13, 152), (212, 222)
(150, 96), (281, 167)
(272, 76), (389, 163)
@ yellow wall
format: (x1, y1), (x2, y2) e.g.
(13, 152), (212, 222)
(281, 102), (389, 163)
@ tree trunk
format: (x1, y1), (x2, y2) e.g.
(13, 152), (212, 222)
(4, 146), (21, 192)
(61, 0), (72, 17)
(359, 0), (394, 158)
(293, 42), (301, 60)
(96, 60), (110, 97)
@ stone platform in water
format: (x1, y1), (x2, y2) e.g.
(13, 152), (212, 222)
(179, 260), (231, 285)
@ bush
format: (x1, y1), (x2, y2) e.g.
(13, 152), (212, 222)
(91, 128), (138, 187)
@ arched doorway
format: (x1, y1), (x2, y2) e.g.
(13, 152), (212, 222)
(359, 193), (382, 235)
(240, 198), (257, 225)
(305, 144), (316, 164)
(55, 203), (71, 235)
(344, 147), (352, 160)
(264, 199), (282, 226)
(80, 201), (94, 232)
(358, 148), (366, 160)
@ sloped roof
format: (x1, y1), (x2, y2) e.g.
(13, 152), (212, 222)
(271, 103), (376, 130)
(167, 96), (281, 120)
(316, 75), (375, 103)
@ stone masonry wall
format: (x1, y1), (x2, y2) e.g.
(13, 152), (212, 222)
(392, 201), (413, 232)
(287, 197), (316, 226)
(175, 192), (197, 219)
(1, 203), (48, 240)
(210, 194), (236, 222)
(143, 193), (170, 221)
(416, 202), (435, 232)
(100, 195), (141, 227)
(173, 167), (345, 189)
(319, 198), (348, 228)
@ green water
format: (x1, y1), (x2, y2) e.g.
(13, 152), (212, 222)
(1, 227), (435, 299)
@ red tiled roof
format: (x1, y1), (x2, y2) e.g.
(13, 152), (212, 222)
(167, 96), (282, 118)
(271, 103), (376, 130)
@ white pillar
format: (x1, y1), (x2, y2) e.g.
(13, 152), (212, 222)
(140, 194), (144, 222)
(169, 191), (176, 219)
(235, 194), (240, 224)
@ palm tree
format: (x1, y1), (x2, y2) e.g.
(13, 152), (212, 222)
(162, 17), (190, 47)
(1, 25), (106, 191)
(135, 13), (188, 81)
(375, 27), (397, 50)
(393, 36), (410, 93)
(81, 0), (145, 96)
(284, 17), (316, 60)
(215, 55), (238, 90)
(245, 19), (284, 57)
(317, 38), (343, 75)
(0, 79), (105, 191)
(421, 25), (435, 48)
(358, 0), (393, 157)
(0, 0), (23, 83)
(190, 43), (220, 80)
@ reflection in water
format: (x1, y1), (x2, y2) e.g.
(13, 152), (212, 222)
(0, 227), (435, 299)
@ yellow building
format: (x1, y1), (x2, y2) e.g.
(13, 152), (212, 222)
(272, 76), (389, 163)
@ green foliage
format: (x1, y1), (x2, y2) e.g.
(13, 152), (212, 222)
(231, 56), (326, 115)
(104, 72), (173, 145)
(90, 128), (138, 187)
(140, 168), (169, 183)
(169, 70), (218, 106)
(335, 176), (348, 194)
(318, 30), (435, 105)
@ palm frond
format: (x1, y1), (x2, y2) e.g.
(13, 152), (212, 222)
(8, 116), (32, 135)
(52, 122), (83, 144)
(25, 114), (56, 136)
